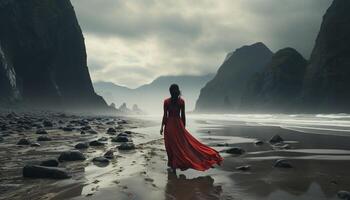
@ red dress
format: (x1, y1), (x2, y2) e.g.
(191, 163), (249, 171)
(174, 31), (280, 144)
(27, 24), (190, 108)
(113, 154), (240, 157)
(162, 97), (223, 171)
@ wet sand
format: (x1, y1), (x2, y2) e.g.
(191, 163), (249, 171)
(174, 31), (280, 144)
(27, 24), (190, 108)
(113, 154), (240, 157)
(1, 113), (350, 199)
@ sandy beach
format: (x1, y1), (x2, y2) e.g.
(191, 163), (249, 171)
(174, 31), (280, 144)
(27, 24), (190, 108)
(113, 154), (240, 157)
(1, 113), (350, 200)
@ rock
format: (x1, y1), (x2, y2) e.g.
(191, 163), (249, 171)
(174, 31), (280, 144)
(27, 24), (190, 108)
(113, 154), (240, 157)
(106, 121), (115, 125)
(274, 159), (292, 168)
(226, 147), (245, 155)
(255, 140), (264, 145)
(89, 140), (105, 146)
(104, 150), (114, 159)
(98, 137), (108, 142)
(112, 136), (129, 143)
(37, 136), (52, 141)
(63, 127), (74, 132)
(236, 165), (251, 171)
(36, 129), (48, 134)
(80, 131), (86, 135)
(124, 131), (132, 135)
(40, 159), (59, 167)
(92, 157), (110, 163)
(118, 142), (135, 150)
(81, 125), (91, 131)
(337, 191), (350, 200)
(43, 121), (53, 127)
(217, 143), (229, 147)
(75, 142), (89, 149)
(117, 133), (128, 137)
(17, 138), (31, 145)
(107, 128), (117, 134)
(58, 150), (86, 162)
(269, 135), (284, 144)
(23, 165), (70, 179)
(30, 143), (41, 147)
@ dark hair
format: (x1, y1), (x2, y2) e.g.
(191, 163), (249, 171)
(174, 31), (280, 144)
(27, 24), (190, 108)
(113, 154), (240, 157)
(169, 84), (181, 104)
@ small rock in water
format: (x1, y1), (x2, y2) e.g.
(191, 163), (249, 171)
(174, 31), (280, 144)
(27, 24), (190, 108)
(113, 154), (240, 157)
(104, 150), (114, 159)
(36, 129), (48, 135)
(37, 136), (52, 141)
(58, 150), (86, 162)
(92, 157), (110, 163)
(274, 159), (292, 168)
(63, 127), (74, 132)
(337, 191), (350, 199)
(17, 138), (31, 145)
(255, 140), (264, 145)
(89, 140), (105, 146)
(236, 165), (251, 171)
(269, 135), (284, 144)
(217, 143), (229, 147)
(30, 142), (41, 147)
(81, 125), (91, 131)
(107, 128), (117, 134)
(40, 159), (59, 167)
(23, 165), (70, 179)
(98, 137), (108, 142)
(112, 136), (129, 142)
(43, 121), (53, 127)
(80, 131), (86, 135)
(75, 142), (89, 149)
(124, 131), (132, 135)
(118, 142), (135, 150)
(117, 133), (128, 137)
(226, 147), (245, 155)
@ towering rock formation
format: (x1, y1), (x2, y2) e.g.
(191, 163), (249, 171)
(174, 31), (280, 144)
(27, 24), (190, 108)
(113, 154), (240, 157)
(195, 42), (273, 113)
(0, 0), (109, 112)
(302, 0), (350, 112)
(242, 48), (307, 112)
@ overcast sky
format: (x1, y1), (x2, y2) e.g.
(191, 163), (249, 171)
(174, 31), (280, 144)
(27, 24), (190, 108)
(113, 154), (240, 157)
(71, 0), (332, 88)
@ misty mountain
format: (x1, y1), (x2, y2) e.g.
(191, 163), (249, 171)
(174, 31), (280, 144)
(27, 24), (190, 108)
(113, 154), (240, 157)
(302, 0), (350, 113)
(94, 74), (214, 113)
(242, 48), (307, 112)
(0, 0), (110, 112)
(195, 42), (273, 113)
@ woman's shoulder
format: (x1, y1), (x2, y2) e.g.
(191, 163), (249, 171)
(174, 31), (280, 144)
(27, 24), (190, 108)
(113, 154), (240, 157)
(179, 97), (185, 104)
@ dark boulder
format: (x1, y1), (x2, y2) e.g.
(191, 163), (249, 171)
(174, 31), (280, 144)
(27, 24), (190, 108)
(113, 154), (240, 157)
(40, 159), (59, 167)
(107, 128), (117, 134)
(337, 191), (350, 200)
(226, 147), (245, 155)
(36, 129), (48, 135)
(89, 140), (105, 146)
(269, 135), (284, 144)
(118, 142), (135, 150)
(274, 159), (292, 168)
(104, 150), (114, 159)
(112, 136), (129, 143)
(58, 150), (86, 162)
(17, 138), (31, 145)
(37, 136), (52, 141)
(75, 142), (89, 149)
(92, 157), (110, 163)
(23, 165), (70, 179)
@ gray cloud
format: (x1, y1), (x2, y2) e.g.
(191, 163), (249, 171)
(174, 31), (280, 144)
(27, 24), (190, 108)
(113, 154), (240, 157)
(71, 0), (332, 88)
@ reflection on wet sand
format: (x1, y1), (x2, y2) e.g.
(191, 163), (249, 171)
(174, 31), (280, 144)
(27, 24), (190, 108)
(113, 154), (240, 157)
(165, 172), (222, 200)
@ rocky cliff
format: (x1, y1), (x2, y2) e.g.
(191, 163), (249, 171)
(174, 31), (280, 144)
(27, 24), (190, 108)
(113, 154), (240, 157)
(302, 0), (350, 113)
(195, 42), (273, 113)
(0, 0), (109, 112)
(242, 48), (307, 112)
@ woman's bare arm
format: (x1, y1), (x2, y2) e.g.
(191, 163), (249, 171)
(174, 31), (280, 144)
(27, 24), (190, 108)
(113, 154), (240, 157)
(160, 100), (167, 135)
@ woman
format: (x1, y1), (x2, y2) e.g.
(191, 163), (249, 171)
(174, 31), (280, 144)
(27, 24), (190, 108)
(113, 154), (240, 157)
(160, 84), (223, 172)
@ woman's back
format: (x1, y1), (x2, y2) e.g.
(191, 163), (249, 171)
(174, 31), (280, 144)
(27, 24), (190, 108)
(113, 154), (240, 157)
(164, 98), (184, 118)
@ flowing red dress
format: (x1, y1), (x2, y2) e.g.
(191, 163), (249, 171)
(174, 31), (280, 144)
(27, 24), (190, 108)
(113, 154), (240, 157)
(162, 97), (223, 171)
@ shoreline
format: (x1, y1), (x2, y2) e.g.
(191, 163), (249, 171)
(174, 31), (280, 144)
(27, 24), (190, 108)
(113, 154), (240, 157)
(1, 113), (350, 199)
